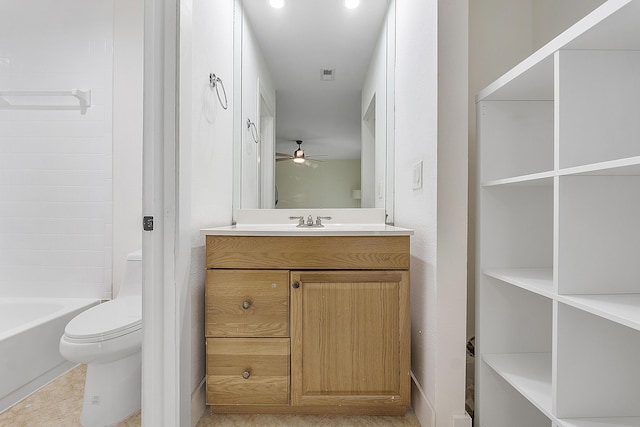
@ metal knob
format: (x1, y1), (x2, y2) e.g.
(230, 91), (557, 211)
(242, 370), (251, 380)
(292, 281), (300, 289)
(242, 300), (251, 310)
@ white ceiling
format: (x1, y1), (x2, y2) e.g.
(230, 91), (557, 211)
(242, 0), (389, 160)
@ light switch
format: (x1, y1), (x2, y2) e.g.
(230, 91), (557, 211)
(412, 161), (423, 190)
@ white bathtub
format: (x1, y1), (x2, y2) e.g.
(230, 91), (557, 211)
(0, 298), (100, 412)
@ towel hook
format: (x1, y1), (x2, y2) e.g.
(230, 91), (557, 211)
(247, 119), (259, 144)
(209, 73), (228, 110)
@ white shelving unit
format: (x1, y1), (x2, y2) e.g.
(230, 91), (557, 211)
(476, 1), (640, 426)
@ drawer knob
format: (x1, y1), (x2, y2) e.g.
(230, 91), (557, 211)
(242, 300), (251, 310)
(242, 370), (251, 380)
(292, 281), (300, 289)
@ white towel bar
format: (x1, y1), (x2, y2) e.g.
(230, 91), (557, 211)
(0, 89), (91, 114)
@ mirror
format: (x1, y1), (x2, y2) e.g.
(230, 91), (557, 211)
(233, 0), (395, 221)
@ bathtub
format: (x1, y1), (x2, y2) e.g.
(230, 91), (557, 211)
(0, 297), (100, 412)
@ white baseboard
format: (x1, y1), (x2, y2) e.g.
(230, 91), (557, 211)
(453, 413), (472, 427)
(410, 371), (473, 427)
(190, 377), (206, 427)
(411, 371), (436, 427)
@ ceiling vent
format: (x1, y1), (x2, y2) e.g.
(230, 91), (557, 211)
(321, 68), (335, 81)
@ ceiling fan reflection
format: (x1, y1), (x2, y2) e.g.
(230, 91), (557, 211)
(276, 140), (327, 165)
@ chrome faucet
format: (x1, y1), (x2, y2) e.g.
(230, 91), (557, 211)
(289, 216), (304, 227)
(315, 216), (332, 226)
(289, 215), (332, 227)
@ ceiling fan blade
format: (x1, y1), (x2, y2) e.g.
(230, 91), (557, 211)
(275, 152), (292, 157)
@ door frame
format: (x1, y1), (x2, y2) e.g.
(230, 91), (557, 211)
(142, 0), (187, 425)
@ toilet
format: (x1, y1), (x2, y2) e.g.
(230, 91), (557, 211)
(59, 250), (142, 427)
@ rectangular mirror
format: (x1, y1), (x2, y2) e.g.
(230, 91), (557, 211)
(233, 0), (395, 222)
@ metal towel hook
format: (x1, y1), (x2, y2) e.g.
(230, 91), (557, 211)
(247, 119), (259, 144)
(209, 73), (228, 110)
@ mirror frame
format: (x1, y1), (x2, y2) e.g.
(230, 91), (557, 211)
(231, 0), (396, 224)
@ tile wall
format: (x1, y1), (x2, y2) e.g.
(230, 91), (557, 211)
(0, 0), (114, 298)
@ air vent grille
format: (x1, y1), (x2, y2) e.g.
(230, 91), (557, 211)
(321, 68), (335, 81)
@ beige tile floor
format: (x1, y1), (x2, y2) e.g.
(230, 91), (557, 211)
(0, 365), (140, 427)
(0, 366), (421, 426)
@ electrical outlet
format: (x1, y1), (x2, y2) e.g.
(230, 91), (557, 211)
(412, 161), (423, 190)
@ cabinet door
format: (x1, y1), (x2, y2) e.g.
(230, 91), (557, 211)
(290, 271), (410, 407)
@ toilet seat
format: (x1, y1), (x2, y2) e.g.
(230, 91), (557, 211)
(63, 297), (141, 343)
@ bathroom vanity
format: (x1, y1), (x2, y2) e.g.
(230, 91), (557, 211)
(202, 216), (412, 415)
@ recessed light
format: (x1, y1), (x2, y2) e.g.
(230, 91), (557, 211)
(345, 0), (360, 9)
(269, 0), (285, 8)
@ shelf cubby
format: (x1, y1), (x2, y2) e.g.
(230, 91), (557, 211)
(555, 304), (640, 419)
(480, 180), (553, 272)
(479, 100), (554, 183)
(478, 277), (552, 355)
(557, 49), (640, 169)
(480, 353), (554, 427)
(557, 174), (640, 295)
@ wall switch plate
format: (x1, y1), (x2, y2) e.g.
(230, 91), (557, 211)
(412, 160), (423, 190)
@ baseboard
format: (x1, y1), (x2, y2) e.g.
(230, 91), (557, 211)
(411, 371), (436, 427)
(453, 413), (473, 427)
(190, 377), (206, 427)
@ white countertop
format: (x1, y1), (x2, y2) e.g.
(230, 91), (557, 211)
(200, 208), (413, 236)
(200, 224), (413, 237)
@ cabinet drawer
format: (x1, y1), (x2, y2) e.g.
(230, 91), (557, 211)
(206, 235), (410, 270)
(206, 270), (289, 337)
(206, 338), (290, 405)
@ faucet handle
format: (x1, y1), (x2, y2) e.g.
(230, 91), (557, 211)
(289, 216), (304, 226)
(315, 216), (332, 226)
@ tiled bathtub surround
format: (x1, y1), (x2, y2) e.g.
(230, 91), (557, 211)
(0, 0), (114, 299)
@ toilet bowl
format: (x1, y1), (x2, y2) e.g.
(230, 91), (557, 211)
(59, 250), (142, 427)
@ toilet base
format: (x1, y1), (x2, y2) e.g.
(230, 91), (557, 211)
(80, 351), (141, 427)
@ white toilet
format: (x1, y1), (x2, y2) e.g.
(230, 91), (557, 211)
(60, 250), (142, 427)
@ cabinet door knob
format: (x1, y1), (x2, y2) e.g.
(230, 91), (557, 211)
(242, 300), (251, 310)
(292, 281), (300, 289)
(242, 370), (251, 380)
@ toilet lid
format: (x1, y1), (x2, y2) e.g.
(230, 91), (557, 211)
(64, 297), (142, 341)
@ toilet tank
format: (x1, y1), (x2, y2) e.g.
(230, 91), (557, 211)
(118, 250), (142, 298)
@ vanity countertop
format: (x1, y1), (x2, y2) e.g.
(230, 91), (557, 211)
(200, 224), (413, 237)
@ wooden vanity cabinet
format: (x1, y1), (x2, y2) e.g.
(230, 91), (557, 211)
(205, 235), (410, 415)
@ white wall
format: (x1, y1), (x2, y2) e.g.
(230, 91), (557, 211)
(394, 0), (439, 422)
(275, 160), (361, 209)
(112, 0), (144, 298)
(0, 0), (114, 299)
(531, 0), (607, 50)
(395, 0), (470, 426)
(181, 0), (235, 424)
